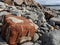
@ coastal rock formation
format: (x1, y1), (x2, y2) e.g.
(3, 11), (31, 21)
(0, 0), (60, 45)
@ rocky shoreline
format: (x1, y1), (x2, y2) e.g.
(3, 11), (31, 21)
(0, 0), (60, 45)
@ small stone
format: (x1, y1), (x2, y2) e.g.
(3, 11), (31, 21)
(42, 30), (60, 45)
(3, 0), (14, 5)
(21, 42), (33, 45)
(34, 43), (40, 45)
(50, 16), (60, 25)
(0, 2), (6, 9)
(37, 40), (42, 44)
(0, 11), (10, 16)
(14, 0), (24, 5)
(33, 33), (39, 42)
(20, 36), (31, 43)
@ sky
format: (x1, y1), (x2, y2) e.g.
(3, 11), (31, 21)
(34, 0), (60, 5)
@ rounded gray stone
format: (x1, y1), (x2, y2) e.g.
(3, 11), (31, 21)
(42, 30), (60, 45)
(34, 43), (40, 45)
(0, 2), (6, 9)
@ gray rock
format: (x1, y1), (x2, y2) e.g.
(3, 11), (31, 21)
(37, 40), (42, 44)
(0, 43), (8, 45)
(7, 6), (21, 16)
(26, 6), (32, 10)
(0, 11), (10, 16)
(50, 15), (60, 25)
(34, 43), (40, 45)
(0, 36), (8, 45)
(49, 20), (55, 26)
(40, 27), (49, 31)
(42, 30), (60, 45)
(0, 2), (6, 9)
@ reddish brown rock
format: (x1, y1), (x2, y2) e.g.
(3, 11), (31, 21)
(44, 11), (54, 19)
(14, 0), (24, 5)
(3, 0), (14, 5)
(14, 0), (34, 6)
(25, 0), (33, 5)
(1, 14), (36, 45)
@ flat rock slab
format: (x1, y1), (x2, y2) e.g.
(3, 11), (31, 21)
(21, 42), (33, 45)
(0, 35), (8, 45)
(50, 16), (60, 25)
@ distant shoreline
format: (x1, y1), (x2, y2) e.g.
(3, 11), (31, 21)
(42, 5), (60, 10)
(43, 5), (60, 6)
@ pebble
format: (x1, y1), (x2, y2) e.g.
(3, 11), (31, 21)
(0, 2), (6, 9)
(21, 42), (33, 45)
(33, 33), (39, 42)
(34, 43), (40, 45)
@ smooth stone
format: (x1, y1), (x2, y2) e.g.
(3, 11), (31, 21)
(0, 11), (10, 16)
(21, 42), (33, 45)
(0, 2), (6, 9)
(42, 30), (60, 45)
(33, 33), (39, 42)
(34, 43), (40, 45)
(14, 0), (24, 5)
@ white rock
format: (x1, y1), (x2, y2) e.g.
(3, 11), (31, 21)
(20, 36), (31, 43)
(0, 2), (6, 9)
(33, 33), (39, 42)
(8, 17), (24, 23)
(21, 42), (33, 45)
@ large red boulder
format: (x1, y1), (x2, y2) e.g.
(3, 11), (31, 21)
(1, 14), (36, 45)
